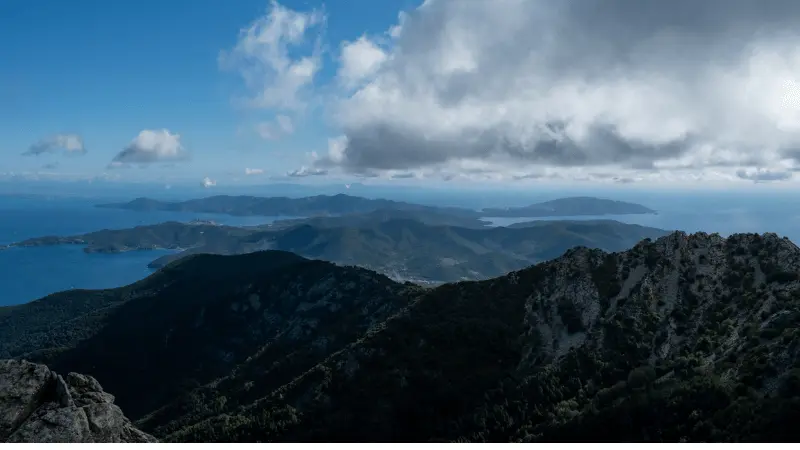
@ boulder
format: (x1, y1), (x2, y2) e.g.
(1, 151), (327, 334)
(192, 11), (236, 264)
(0, 360), (156, 443)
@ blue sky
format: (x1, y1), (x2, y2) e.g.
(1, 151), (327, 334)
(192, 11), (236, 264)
(2, 0), (800, 189)
(0, 0), (420, 184)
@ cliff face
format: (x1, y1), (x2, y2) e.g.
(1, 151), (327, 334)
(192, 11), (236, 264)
(0, 360), (155, 443)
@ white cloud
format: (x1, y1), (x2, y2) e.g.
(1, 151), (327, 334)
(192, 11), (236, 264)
(326, 136), (347, 163)
(287, 166), (327, 177)
(388, 12), (408, 40)
(23, 134), (86, 156)
(275, 114), (294, 134)
(244, 167), (264, 175)
(256, 122), (280, 140)
(221, 0), (324, 140)
(202, 176), (217, 188)
(111, 129), (189, 165)
(255, 114), (295, 140)
(314, 0), (800, 184)
(338, 35), (387, 88)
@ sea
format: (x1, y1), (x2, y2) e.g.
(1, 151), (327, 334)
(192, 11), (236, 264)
(0, 196), (284, 307)
(2, 190), (800, 307)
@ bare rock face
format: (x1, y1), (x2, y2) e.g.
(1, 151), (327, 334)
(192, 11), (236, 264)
(0, 360), (156, 443)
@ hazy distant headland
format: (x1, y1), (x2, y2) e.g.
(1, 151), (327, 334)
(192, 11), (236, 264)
(480, 196), (656, 217)
(98, 194), (656, 219)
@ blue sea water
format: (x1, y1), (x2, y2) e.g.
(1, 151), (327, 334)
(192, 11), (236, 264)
(0, 197), (286, 306)
(484, 192), (800, 242)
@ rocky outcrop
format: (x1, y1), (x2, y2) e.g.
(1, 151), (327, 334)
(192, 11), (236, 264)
(0, 360), (156, 443)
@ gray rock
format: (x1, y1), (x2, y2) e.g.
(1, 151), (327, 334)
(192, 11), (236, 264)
(0, 359), (52, 440)
(54, 374), (73, 408)
(0, 359), (156, 443)
(66, 372), (115, 406)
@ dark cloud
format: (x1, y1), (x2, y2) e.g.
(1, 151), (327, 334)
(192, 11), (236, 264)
(588, 172), (639, 184)
(781, 147), (800, 163)
(736, 168), (793, 183)
(390, 172), (416, 179)
(325, 123), (693, 172)
(511, 173), (545, 181)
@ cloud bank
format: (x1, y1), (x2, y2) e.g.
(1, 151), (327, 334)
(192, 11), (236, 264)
(23, 134), (86, 156)
(309, 0), (800, 183)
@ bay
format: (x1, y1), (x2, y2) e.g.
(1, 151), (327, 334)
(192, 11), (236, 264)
(0, 196), (286, 306)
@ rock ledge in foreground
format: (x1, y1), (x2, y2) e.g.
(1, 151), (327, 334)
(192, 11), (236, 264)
(0, 359), (156, 443)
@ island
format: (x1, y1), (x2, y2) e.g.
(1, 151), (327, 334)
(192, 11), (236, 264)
(481, 196), (657, 217)
(97, 194), (656, 219)
(7, 215), (668, 283)
(96, 194), (480, 218)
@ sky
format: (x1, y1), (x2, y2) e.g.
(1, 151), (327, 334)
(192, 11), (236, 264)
(2, 0), (800, 190)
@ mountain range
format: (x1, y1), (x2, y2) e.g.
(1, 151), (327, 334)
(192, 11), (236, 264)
(97, 194), (478, 218)
(7, 214), (668, 283)
(98, 194), (655, 219)
(2, 231), (800, 442)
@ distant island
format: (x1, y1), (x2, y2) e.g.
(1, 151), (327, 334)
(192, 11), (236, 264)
(6, 215), (668, 283)
(481, 196), (657, 217)
(9, 195), (662, 283)
(97, 194), (656, 219)
(96, 194), (479, 218)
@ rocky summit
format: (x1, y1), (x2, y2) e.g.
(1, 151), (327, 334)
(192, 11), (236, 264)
(1, 231), (800, 442)
(0, 359), (155, 443)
